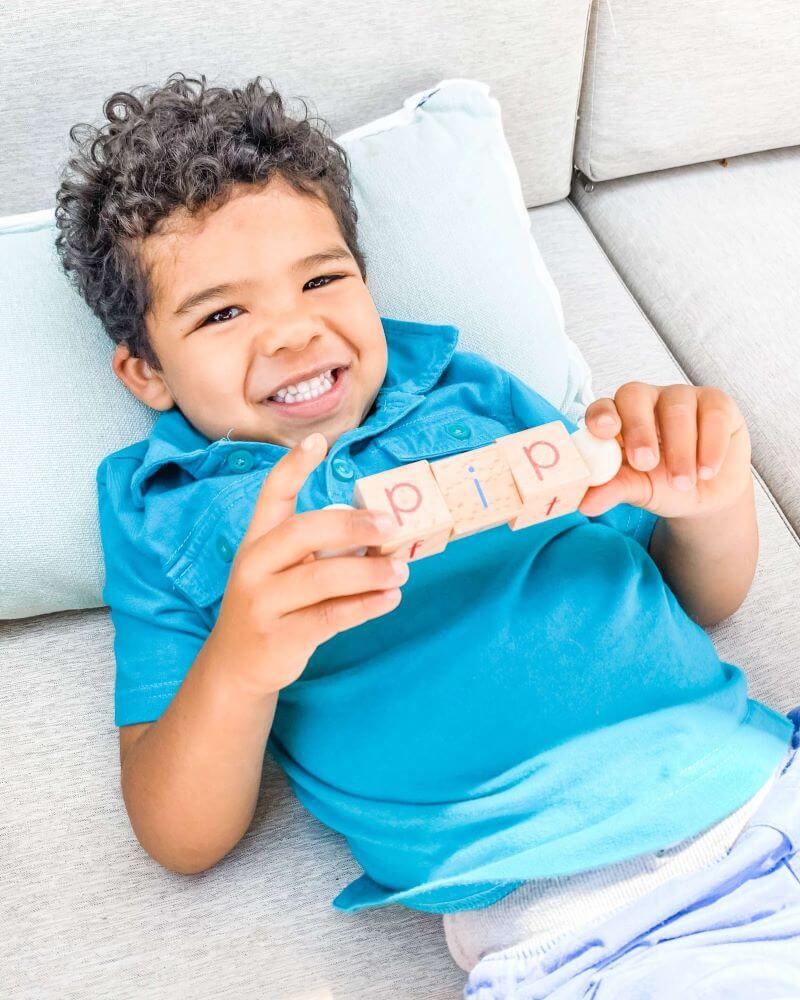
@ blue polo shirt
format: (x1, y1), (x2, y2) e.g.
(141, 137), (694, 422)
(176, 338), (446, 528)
(97, 314), (794, 914)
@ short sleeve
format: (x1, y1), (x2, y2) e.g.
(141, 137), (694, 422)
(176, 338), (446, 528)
(506, 368), (660, 553)
(97, 460), (211, 727)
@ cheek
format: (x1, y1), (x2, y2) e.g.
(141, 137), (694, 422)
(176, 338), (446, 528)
(189, 349), (244, 393)
(359, 342), (387, 389)
(376, 341), (389, 382)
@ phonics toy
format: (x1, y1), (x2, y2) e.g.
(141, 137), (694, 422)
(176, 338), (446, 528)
(316, 421), (622, 562)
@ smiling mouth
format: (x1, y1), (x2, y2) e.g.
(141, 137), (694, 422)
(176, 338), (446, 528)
(259, 365), (349, 418)
(263, 366), (343, 403)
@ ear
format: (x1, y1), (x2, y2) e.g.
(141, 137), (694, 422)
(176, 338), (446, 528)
(112, 342), (175, 411)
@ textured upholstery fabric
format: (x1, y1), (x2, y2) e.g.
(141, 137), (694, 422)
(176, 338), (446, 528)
(0, 0), (592, 216)
(572, 146), (800, 535)
(574, 0), (800, 181)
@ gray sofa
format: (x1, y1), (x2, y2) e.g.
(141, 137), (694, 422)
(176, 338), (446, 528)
(3, 2), (799, 997)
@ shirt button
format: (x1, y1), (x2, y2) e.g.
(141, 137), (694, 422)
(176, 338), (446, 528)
(227, 449), (255, 473)
(332, 458), (355, 481)
(446, 422), (471, 440)
(216, 535), (234, 562)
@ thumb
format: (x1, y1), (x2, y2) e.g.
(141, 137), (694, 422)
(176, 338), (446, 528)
(578, 462), (654, 517)
(242, 431), (328, 545)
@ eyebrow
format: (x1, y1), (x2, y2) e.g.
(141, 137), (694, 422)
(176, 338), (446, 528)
(171, 244), (354, 317)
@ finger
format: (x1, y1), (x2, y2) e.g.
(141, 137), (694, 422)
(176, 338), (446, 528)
(583, 397), (621, 439)
(578, 461), (654, 516)
(654, 384), (698, 491)
(285, 583), (404, 649)
(613, 382), (661, 471)
(696, 387), (739, 479)
(251, 505), (396, 572)
(263, 551), (410, 619)
(242, 431), (328, 544)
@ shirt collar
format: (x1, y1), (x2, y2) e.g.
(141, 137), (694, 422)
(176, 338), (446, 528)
(129, 315), (459, 506)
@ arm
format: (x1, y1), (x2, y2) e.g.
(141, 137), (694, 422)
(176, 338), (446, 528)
(121, 630), (279, 876)
(117, 433), (401, 878)
(647, 475), (758, 629)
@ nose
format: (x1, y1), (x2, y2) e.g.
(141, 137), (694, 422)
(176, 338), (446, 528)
(253, 314), (320, 356)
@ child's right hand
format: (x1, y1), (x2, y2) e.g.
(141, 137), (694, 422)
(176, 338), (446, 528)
(207, 432), (409, 700)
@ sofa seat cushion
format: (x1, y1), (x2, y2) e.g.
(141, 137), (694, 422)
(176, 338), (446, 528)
(572, 146), (800, 535)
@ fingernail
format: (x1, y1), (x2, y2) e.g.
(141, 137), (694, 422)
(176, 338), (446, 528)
(374, 512), (395, 532)
(302, 432), (323, 451)
(672, 475), (693, 492)
(699, 465), (715, 480)
(597, 415), (616, 428)
(390, 557), (410, 580)
(633, 447), (656, 468)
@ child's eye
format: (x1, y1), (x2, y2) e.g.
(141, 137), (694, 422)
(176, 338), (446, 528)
(198, 275), (343, 327)
(305, 274), (344, 291)
(200, 305), (242, 326)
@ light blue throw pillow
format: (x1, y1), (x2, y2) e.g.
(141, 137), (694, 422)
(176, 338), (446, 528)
(0, 77), (593, 620)
(338, 78), (594, 420)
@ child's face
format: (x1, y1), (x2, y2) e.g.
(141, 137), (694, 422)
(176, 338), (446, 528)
(112, 176), (388, 449)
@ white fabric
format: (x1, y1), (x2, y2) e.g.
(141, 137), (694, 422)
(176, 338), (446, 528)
(574, 0), (800, 181)
(443, 760), (783, 973)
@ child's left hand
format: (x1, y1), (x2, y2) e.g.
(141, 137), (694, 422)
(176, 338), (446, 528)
(577, 382), (752, 520)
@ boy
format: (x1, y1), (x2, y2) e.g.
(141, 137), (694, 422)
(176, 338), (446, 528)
(55, 73), (800, 995)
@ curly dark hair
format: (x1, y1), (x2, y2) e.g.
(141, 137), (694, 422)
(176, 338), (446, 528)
(54, 72), (367, 373)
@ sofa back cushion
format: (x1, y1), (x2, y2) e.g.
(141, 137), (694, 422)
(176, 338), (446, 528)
(574, 0), (800, 182)
(1, 0), (591, 214)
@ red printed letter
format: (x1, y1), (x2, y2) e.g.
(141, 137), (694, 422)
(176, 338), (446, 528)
(523, 440), (560, 482)
(384, 481), (423, 526)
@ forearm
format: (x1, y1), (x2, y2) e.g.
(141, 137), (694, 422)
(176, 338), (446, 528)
(647, 475), (758, 628)
(121, 632), (279, 875)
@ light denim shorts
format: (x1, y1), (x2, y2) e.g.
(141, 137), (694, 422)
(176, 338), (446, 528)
(464, 704), (800, 1000)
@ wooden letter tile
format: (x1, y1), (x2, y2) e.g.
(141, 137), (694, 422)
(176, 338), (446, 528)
(428, 444), (523, 540)
(495, 421), (591, 530)
(352, 460), (455, 561)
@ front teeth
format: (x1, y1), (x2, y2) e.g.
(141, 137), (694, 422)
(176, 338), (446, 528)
(270, 369), (335, 403)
